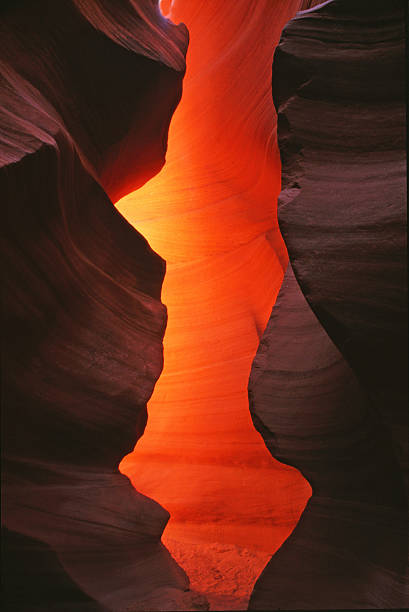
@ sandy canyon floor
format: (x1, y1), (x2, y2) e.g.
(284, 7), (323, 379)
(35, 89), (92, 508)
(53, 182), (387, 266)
(163, 535), (270, 610)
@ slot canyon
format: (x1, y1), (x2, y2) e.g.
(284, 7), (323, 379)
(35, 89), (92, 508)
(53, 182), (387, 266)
(1, 1), (408, 612)
(117, 2), (313, 606)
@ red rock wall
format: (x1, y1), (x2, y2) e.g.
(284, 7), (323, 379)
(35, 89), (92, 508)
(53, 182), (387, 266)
(117, 0), (312, 556)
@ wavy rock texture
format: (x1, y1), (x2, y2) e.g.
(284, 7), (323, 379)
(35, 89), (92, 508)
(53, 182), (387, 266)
(249, 0), (408, 609)
(299, 0), (325, 8)
(118, 0), (312, 561)
(0, 2), (208, 610)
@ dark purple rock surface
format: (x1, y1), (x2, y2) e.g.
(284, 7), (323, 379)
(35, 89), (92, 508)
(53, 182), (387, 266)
(249, 0), (408, 608)
(0, 2), (205, 611)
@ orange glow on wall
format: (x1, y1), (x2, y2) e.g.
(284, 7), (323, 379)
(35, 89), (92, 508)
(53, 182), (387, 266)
(117, 0), (311, 554)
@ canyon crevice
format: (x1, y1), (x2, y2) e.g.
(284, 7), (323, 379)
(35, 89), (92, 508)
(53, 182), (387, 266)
(118, 0), (311, 558)
(2, 0), (408, 610)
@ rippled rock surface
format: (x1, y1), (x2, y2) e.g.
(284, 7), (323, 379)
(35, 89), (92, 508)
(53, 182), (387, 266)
(118, 0), (311, 558)
(249, 0), (408, 608)
(0, 1), (203, 610)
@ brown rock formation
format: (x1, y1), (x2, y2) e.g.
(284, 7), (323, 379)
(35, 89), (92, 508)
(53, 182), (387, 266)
(1, 1), (205, 610)
(249, 0), (408, 608)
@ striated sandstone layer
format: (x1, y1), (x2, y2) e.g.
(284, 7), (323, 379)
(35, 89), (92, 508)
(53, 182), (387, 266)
(249, 0), (408, 609)
(1, 2), (206, 611)
(118, 0), (312, 558)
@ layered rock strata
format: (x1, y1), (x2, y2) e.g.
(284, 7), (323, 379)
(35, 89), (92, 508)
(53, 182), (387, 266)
(1, 1), (203, 610)
(118, 0), (312, 557)
(249, 0), (408, 608)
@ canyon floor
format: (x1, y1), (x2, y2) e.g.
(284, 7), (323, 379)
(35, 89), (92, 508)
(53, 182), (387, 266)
(163, 534), (270, 611)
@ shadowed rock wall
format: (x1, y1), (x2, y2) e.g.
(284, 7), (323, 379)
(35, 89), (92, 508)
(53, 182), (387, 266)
(0, 1), (204, 610)
(249, 0), (408, 608)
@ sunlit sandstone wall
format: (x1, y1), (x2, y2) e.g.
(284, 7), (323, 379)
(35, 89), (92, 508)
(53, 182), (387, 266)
(118, 0), (311, 553)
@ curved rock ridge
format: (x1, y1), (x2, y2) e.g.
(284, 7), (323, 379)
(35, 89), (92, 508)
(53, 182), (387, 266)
(274, 0), (408, 487)
(73, 0), (187, 71)
(1, 2), (202, 611)
(1, 0), (188, 200)
(249, 0), (408, 608)
(299, 0), (326, 9)
(249, 265), (408, 608)
(118, 0), (312, 559)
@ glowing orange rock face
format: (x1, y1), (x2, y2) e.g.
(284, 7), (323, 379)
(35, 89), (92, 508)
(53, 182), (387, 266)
(118, 0), (311, 553)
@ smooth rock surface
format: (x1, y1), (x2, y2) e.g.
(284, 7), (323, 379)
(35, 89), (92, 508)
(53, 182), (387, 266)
(249, 265), (408, 608)
(249, 1), (408, 608)
(118, 0), (311, 559)
(1, 1), (194, 610)
(275, 0), (408, 425)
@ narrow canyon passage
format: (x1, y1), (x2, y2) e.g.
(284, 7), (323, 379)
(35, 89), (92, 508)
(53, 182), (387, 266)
(3, 1), (406, 610)
(117, 2), (311, 597)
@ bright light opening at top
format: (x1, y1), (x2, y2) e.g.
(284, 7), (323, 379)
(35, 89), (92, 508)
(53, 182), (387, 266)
(159, 0), (172, 18)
